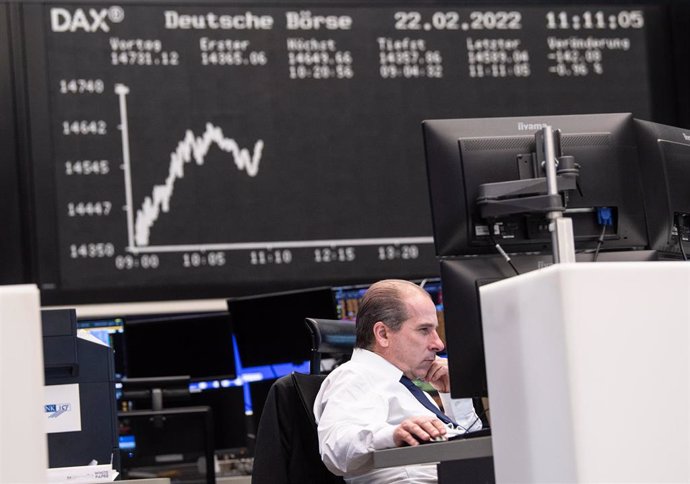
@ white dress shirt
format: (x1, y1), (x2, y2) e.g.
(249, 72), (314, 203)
(314, 348), (482, 484)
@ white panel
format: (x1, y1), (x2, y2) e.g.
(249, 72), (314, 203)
(0, 284), (49, 483)
(480, 262), (690, 483)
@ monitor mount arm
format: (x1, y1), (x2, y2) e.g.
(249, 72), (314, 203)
(121, 375), (191, 412)
(476, 126), (578, 263)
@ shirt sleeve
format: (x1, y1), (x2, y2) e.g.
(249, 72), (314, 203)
(439, 393), (483, 433)
(314, 371), (397, 476)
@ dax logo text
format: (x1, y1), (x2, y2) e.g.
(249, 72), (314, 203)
(45, 403), (72, 419)
(50, 6), (125, 33)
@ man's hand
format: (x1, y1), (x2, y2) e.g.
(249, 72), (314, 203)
(393, 416), (447, 447)
(423, 357), (450, 394)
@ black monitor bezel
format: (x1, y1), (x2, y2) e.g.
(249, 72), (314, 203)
(118, 406), (215, 481)
(634, 118), (690, 256)
(441, 249), (660, 399)
(423, 113), (649, 257)
(123, 311), (236, 381)
(227, 286), (337, 368)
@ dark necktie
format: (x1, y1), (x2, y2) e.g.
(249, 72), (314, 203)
(399, 375), (456, 426)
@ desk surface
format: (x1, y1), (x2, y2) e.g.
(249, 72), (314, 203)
(372, 436), (492, 469)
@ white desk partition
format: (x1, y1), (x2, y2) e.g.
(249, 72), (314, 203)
(480, 262), (689, 483)
(0, 284), (48, 483)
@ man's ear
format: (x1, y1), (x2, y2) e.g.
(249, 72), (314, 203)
(373, 321), (389, 348)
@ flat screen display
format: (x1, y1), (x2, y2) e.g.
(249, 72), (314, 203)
(124, 312), (236, 380)
(635, 118), (690, 257)
(227, 287), (337, 367)
(423, 113), (649, 256)
(13, 2), (675, 304)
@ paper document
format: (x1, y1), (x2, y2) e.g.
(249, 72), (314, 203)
(46, 464), (118, 482)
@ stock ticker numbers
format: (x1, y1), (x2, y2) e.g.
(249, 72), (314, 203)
(545, 10), (645, 77)
(22, 3), (664, 301)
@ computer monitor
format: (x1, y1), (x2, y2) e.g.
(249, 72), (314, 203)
(77, 317), (125, 379)
(634, 119), (690, 258)
(423, 113), (649, 257)
(227, 287), (337, 368)
(332, 284), (368, 321)
(118, 406), (215, 483)
(175, 386), (249, 453)
(441, 250), (660, 398)
(123, 312), (236, 381)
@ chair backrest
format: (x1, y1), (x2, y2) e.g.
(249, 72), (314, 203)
(304, 318), (356, 374)
(291, 372), (322, 428)
(252, 373), (345, 484)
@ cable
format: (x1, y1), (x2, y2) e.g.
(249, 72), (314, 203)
(495, 243), (520, 276)
(593, 207), (613, 262)
(678, 229), (688, 261)
(593, 223), (606, 262)
(487, 221), (520, 276)
(675, 214), (688, 261)
(451, 403), (490, 434)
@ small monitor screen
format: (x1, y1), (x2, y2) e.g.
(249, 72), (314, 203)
(175, 386), (248, 452)
(118, 407), (214, 480)
(332, 285), (369, 321)
(123, 312), (236, 380)
(227, 287), (337, 368)
(423, 113), (649, 257)
(77, 318), (125, 379)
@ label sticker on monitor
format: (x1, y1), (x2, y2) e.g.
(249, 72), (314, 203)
(44, 383), (81, 433)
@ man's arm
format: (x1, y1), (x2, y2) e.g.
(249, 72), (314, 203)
(315, 372), (448, 475)
(315, 375), (396, 475)
(424, 357), (483, 432)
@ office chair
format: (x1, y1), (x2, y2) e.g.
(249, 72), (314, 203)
(252, 372), (345, 484)
(304, 317), (356, 374)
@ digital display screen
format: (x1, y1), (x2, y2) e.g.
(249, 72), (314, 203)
(14, 2), (675, 304)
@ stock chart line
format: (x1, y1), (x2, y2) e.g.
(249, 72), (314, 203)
(115, 83), (432, 254)
(115, 83), (264, 249)
(116, 83), (136, 250)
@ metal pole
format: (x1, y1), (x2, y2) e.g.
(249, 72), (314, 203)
(542, 126), (576, 264)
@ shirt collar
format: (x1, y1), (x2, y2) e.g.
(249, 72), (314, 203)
(351, 347), (403, 381)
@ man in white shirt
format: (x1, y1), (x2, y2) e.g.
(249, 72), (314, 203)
(313, 279), (482, 484)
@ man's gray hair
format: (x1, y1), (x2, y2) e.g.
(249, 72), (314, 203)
(355, 279), (430, 349)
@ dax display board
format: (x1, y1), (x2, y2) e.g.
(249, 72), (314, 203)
(16, 1), (675, 304)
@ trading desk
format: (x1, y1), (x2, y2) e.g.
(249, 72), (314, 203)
(371, 436), (494, 483)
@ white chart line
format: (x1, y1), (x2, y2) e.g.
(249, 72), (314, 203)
(132, 123), (264, 246)
(126, 236), (435, 254)
(115, 84), (433, 255)
(115, 83), (136, 249)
